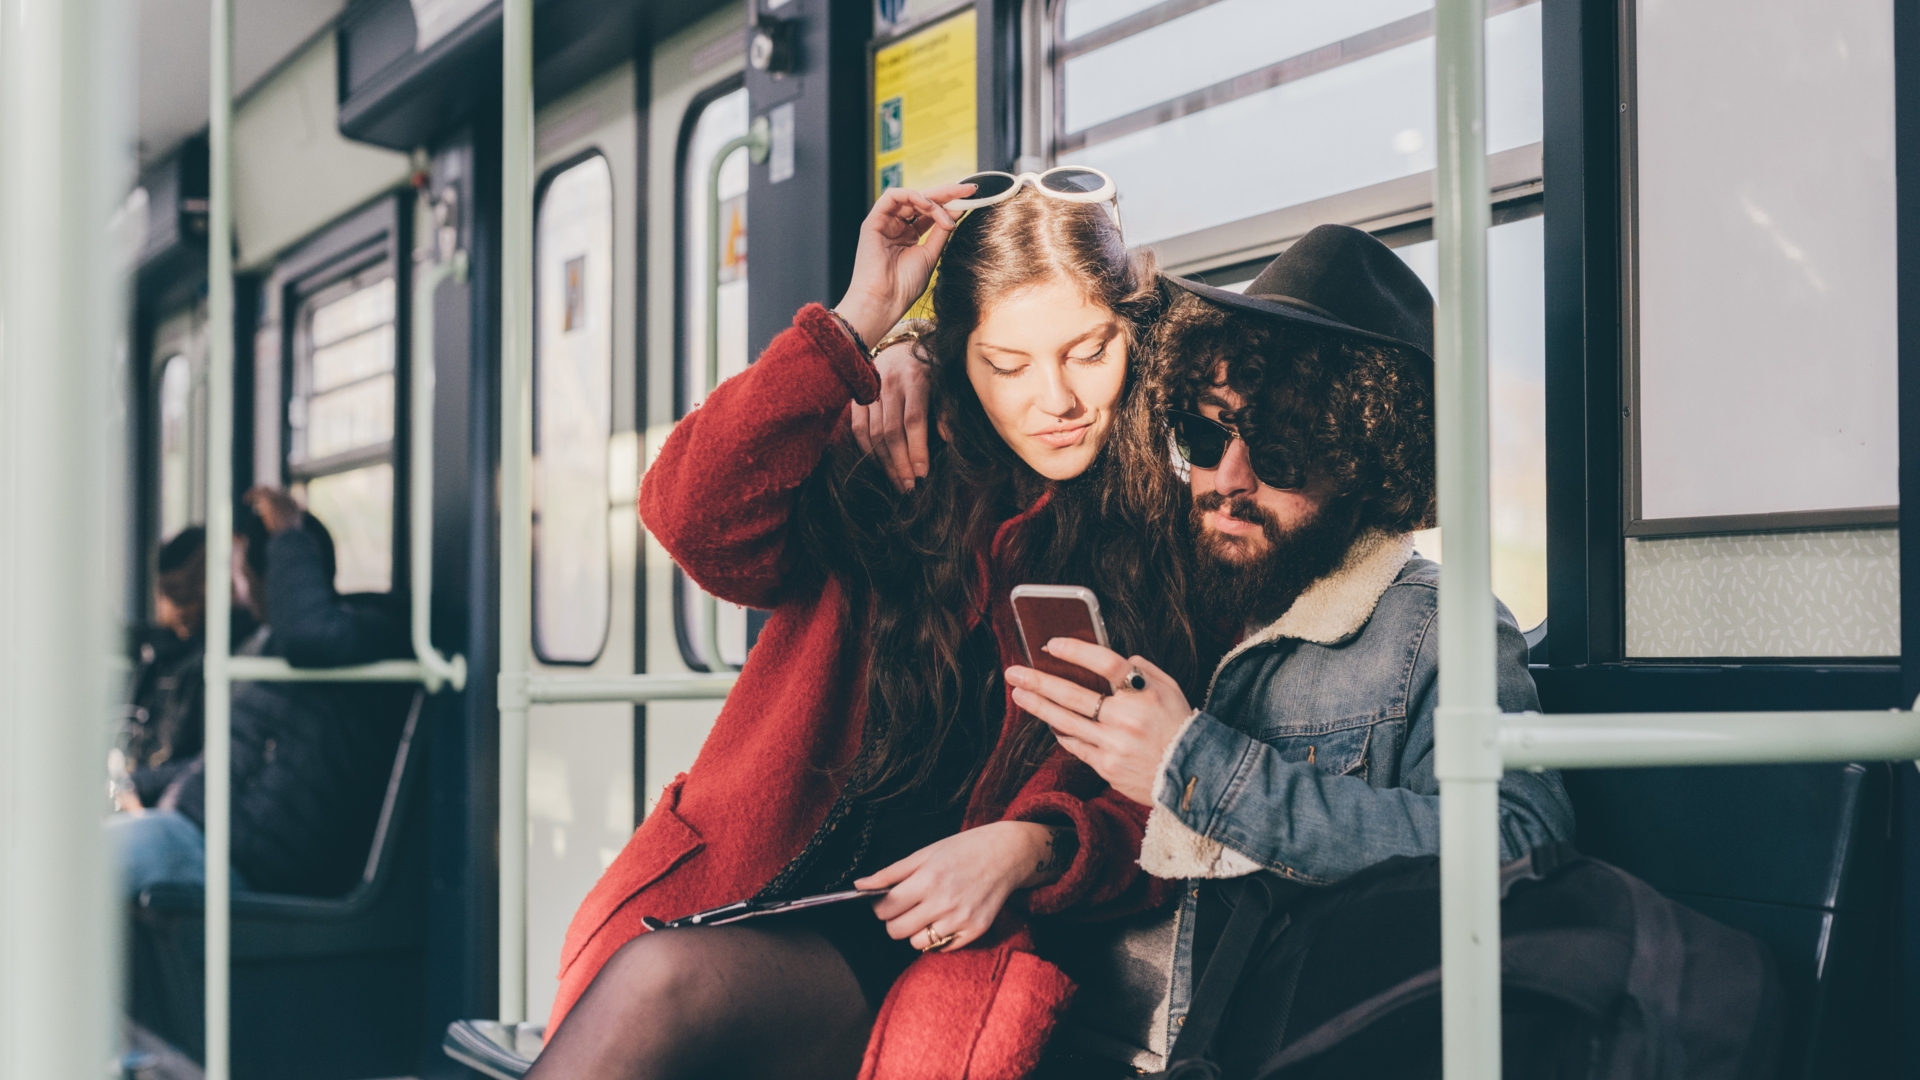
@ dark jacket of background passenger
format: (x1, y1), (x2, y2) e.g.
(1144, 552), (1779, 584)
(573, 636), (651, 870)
(124, 627), (207, 806)
(173, 527), (411, 896)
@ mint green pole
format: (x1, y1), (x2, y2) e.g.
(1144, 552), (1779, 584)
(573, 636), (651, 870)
(0, 0), (125, 1072)
(1432, 0), (1503, 1076)
(497, 0), (535, 1026)
(203, 0), (237, 1075)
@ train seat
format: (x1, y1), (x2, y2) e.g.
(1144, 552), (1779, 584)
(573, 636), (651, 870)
(130, 691), (430, 1080)
(1561, 762), (1896, 1078)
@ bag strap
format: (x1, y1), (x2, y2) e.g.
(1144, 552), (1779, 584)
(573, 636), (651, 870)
(1161, 874), (1283, 1073)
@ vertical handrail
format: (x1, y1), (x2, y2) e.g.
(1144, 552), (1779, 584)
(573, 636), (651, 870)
(498, 0), (536, 1027)
(203, 0), (237, 1075)
(699, 121), (769, 673)
(0, 0), (124, 1070)
(412, 246), (470, 694)
(1433, 0), (1501, 1076)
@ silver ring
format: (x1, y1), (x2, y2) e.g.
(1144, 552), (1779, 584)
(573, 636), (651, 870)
(1123, 667), (1147, 692)
(1092, 697), (1107, 722)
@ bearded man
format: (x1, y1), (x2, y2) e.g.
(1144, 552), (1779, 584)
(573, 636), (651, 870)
(1007, 224), (1575, 1068)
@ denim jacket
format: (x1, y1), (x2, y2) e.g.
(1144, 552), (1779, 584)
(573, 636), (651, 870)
(1131, 530), (1575, 1056)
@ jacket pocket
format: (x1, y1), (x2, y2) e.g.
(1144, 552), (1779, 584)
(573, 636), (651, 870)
(558, 774), (704, 974)
(1264, 723), (1371, 779)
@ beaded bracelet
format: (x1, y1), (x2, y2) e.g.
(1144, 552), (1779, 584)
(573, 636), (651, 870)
(825, 308), (870, 357)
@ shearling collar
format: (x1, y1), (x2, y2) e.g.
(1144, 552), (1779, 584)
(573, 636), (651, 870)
(1206, 529), (1415, 692)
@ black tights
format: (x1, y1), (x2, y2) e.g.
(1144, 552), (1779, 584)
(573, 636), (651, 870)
(525, 923), (876, 1080)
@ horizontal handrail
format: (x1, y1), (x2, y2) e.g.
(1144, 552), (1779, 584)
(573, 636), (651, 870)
(1498, 709), (1920, 770)
(225, 656), (444, 683)
(526, 672), (738, 704)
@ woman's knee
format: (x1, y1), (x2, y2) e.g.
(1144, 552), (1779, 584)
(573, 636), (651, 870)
(596, 929), (726, 1012)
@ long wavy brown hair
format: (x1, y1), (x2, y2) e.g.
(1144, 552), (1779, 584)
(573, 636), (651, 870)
(798, 191), (1201, 810)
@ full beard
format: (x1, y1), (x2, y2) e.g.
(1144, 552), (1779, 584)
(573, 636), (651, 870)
(1190, 491), (1359, 633)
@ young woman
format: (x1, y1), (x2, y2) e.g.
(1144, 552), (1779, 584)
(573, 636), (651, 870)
(528, 174), (1202, 1080)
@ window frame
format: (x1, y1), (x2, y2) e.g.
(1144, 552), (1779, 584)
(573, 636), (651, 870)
(266, 194), (411, 597)
(531, 147), (618, 666)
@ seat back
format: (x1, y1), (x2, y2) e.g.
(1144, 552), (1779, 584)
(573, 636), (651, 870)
(130, 689), (433, 1078)
(1560, 763), (1895, 1079)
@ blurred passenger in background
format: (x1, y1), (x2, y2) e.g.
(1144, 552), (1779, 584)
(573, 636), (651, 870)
(110, 487), (413, 900)
(119, 527), (217, 812)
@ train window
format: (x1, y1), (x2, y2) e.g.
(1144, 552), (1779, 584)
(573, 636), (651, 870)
(156, 353), (196, 540)
(532, 154), (615, 664)
(1053, 0), (1542, 247)
(288, 268), (397, 593)
(1105, 0), (1551, 629)
(1394, 208), (1546, 630)
(675, 84), (751, 670)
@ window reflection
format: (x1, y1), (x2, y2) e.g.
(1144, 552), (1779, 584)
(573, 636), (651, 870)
(676, 86), (752, 671)
(533, 154), (615, 664)
(1396, 212), (1547, 630)
(1058, 2), (1541, 247)
(157, 354), (195, 541)
(288, 268), (398, 592)
(303, 463), (394, 594)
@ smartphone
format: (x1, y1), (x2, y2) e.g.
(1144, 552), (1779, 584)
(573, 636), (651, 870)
(1010, 584), (1112, 697)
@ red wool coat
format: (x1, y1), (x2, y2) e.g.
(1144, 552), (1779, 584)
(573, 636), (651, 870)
(548, 304), (1171, 1078)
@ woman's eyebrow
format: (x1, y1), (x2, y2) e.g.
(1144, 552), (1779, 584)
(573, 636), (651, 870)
(977, 323), (1118, 356)
(1197, 390), (1235, 410)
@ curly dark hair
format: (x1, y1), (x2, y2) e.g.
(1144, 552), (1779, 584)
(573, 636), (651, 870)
(1148, 289), (1436, 534)
(796, 191), (1201, 811)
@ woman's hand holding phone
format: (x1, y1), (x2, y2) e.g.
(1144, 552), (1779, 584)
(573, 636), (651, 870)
(1007, 641), (1194, 806)
(834, 183), (975, 347)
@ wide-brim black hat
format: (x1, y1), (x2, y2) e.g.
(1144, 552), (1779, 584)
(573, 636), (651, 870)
(1164, 224), (1434, 365)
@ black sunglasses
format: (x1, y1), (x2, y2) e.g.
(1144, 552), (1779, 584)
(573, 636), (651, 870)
(1166, 410), (1304, 490)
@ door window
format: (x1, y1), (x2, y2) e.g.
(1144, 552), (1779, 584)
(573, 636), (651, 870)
(533, 154), (616, 664)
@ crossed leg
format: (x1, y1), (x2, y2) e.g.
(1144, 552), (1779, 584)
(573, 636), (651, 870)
(525, 922), (876, 1080)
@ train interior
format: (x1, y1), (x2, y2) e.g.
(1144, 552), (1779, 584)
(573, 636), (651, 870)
(23, 0), (1919, 1075)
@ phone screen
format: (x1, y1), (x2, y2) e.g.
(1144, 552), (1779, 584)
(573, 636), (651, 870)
(1010, 586), (1112, 697)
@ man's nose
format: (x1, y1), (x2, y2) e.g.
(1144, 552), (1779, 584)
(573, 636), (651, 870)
(1213, 438), (1258, 499)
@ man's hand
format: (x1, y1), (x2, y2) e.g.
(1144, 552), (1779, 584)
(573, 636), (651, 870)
(854, 821), (1059, 953)
(244, 486), (304, 534)
(1007, 640), (1194, 806)
(850, 339), (931, 492)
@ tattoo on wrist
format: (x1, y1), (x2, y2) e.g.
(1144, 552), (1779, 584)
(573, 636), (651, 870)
(1035, 826), (1079, 877)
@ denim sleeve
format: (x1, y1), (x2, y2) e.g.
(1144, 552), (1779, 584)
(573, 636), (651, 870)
(1156, 605), (1574, 885)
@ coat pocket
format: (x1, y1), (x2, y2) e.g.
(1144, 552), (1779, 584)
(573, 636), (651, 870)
(1263, 723), (1371, 779)
(557, 774), (704, 975)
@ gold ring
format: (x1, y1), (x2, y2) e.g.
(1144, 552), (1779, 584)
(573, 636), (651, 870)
(920, 928), (955, 952)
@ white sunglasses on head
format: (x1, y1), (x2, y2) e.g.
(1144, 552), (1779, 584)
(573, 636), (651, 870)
(946, 166), (1120, 225)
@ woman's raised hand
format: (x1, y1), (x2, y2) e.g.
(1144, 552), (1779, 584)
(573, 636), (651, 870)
(833, 184), (974, 347)
(854, 821), (1068, 953)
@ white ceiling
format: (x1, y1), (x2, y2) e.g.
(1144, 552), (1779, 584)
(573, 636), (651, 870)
(137, 0), (347, 168)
